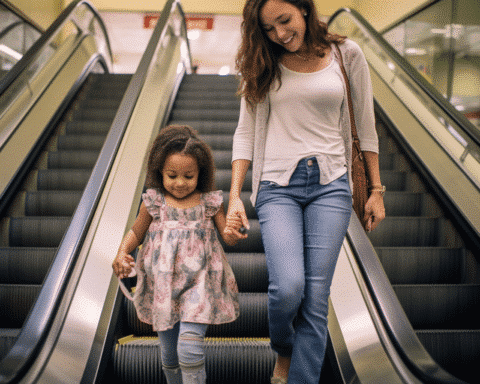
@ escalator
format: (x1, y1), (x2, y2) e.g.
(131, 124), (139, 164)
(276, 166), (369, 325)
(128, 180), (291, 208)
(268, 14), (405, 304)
(0, 72), (131, 359)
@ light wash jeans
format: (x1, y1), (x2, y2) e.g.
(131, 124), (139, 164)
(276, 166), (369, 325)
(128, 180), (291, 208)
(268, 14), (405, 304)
(158, 322), (208, 384)
(255, 157), (352, 384)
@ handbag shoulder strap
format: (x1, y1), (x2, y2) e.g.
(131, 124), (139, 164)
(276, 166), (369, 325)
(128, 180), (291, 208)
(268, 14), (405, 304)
(333, 43), (360, 143)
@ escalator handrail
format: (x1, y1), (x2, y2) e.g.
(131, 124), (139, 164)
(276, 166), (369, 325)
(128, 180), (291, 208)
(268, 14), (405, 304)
(0, 0), (190, 382)
(0, 0), (113, 97)
(328, 7), (480, 148)
(329, 9), (471, 384)
(0, 0), (44, 34)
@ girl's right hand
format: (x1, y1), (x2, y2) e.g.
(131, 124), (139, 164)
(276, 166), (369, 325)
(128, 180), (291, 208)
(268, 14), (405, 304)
(112, 251), (135, 279)
(225, 196), (249, 238)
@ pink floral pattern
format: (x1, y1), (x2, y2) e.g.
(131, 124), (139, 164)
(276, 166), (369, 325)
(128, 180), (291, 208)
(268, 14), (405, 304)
(132, 189), (239, 331)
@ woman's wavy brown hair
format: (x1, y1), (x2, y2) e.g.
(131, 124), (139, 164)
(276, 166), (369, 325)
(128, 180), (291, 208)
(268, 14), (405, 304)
(236, 0), (345, 107)
(145, 125), (215, 193)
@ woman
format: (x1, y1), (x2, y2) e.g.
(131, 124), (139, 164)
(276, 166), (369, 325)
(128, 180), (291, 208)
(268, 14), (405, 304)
(225, 0), (385, 383)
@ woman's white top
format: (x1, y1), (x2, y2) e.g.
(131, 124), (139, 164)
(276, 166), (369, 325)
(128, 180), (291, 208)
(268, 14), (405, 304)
(262, 58), (347, 185)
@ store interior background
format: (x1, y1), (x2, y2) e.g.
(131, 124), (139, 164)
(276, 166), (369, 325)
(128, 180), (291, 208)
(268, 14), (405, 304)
(6, 0), (480, 127)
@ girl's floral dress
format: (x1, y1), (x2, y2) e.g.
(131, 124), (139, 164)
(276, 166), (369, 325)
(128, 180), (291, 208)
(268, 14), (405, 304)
(131, 188), (239, 331)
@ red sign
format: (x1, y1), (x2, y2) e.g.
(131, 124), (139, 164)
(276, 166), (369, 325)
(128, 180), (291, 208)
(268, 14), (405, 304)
(143, 14), (214, 30)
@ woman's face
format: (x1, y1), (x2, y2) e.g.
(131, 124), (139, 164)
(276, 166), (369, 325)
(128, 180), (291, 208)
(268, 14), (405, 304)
(259, 0), (307, 52)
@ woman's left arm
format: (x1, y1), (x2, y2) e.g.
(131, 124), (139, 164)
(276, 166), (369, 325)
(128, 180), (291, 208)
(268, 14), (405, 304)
(363, 151), (385, 232)
(214, 203), (243, 246)
(347, 40), (385, 231)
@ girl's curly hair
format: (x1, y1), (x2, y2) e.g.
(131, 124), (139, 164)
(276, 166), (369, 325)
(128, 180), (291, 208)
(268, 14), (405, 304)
(236, 0), (345, 108)
(145, 125), (215, 193)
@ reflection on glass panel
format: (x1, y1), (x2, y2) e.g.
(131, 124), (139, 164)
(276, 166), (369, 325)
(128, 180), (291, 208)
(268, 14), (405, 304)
(404, 1), (452, 94)
(452, 0), (480, 129)
(383, 0), (480, 128)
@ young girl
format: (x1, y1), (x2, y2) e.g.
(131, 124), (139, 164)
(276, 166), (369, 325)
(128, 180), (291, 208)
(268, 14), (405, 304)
(112, 125), (242, 384)
(227, 1), (385, 383)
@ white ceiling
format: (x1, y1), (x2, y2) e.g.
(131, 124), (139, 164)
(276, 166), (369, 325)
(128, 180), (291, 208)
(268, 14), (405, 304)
(100, 11), (242, 74)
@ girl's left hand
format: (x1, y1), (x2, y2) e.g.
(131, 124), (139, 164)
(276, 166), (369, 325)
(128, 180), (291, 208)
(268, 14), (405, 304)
(363, 193), (385, 232)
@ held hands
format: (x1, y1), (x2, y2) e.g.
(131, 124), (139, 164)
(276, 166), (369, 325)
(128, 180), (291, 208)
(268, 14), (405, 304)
(224, 196), (249, 242)
(363, 192), (385, 232)
(112, 251), (135, 279)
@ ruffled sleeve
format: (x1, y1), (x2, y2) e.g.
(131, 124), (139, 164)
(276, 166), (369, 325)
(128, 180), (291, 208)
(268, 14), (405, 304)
(141, 188), (164, 219)
(203, 190), (223, 217)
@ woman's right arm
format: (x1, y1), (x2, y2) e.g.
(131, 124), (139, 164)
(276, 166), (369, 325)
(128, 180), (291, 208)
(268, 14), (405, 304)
(226, 97), (255, 236)
(226, 159), (251, 233)
(112, 202), (152, 278)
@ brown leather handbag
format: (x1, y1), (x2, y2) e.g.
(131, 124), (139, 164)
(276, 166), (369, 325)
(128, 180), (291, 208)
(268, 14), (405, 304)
(334, 43), (370, 229)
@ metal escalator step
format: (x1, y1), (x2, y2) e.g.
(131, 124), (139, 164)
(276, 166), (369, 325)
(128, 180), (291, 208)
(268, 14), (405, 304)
(215, 170), (252, 192)
(0, 328), (20, 361)
(175, 90), (239, 101)
(213, 150), (234, 169)
(124, 293), (268, 338)
(0, 285), (41, 327)
(173, 99), (240, 110)
(378, 135), (400, 154)
(168, 120), (237, 134)
(37, 169), (91, 190)
(416, 329), (480, 384)
(171, 109), (239, 122)
(25, 191), (82, 216)
(72, 108), (118, 121)
(76, 99), (124, 110)
(378, 170), (407, 191)
(383, 192), (441, 216)
(57, 135), (107, 151)
(47, 150), (99, 169)
(9, 217), (71, 247)
(65, 121), (111, 135)
(367, 217), (440, 247)
(114, 338), (275, 384)
(375, 247), (466, 284)
(226, 253), (268, 293)
(197, 135), (234, 150)
(0, 247), (56, 284)
(393, 284), (480, 329)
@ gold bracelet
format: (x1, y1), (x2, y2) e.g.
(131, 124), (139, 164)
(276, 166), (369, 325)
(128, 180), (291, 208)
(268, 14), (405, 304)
(369, 185), (386, 196)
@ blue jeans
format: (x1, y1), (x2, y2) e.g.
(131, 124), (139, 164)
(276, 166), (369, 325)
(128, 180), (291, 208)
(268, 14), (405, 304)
(255, 157), (352, 384)
(158, 322), (208, 369)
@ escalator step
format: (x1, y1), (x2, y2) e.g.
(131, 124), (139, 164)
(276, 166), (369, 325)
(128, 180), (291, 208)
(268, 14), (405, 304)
(198, 135), (235, 150)
(114, 338), (275, 384)
(0, 285), (41, 327)
(48, 150), (99, 169)
(375, 247), (466, 284)
(9, 217), (71, 247)
(378, 170), (407, 191)
(214, 170), (252, 192)
(65, 121), (112, 135)
(226, 253), (268, 293)
(174, 90), (239, 102)
(0, 329), (20, 361)
(393, 284), (480, 329)
(25, 191), (82, 216)
(37, 169), (91, 190)
(124, 293), (269, 337)
(367, 217), (440, 247)
(57, 135), (107, 151)
(173, 99), (240, 110)
(0, 247), (56, 284)
(416, 329), (480, 384)
(72, 108), (118, 121)
(168, 120), (237, 134)
(171, 109), (240, 122)
(383, 192), (441, 216)
(213, 150), (236, 169)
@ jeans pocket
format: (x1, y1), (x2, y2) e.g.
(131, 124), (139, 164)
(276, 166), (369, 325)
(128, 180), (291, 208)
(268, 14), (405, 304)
(258, 180), (278, 192)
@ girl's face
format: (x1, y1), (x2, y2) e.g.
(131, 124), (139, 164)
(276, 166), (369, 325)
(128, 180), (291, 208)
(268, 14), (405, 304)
(260, 0), (307, 53)
(162, 153), (199, 199)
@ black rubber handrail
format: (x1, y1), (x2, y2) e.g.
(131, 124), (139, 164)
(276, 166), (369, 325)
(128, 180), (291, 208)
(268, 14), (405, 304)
(329, 9), (471, 383)
(0, 0), (44, 34)
(0, 0), (112, 97)
(329, 8), (480, 148)
(0, 0), (189, 382)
